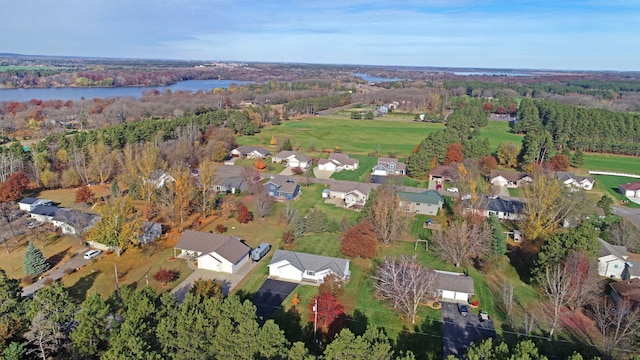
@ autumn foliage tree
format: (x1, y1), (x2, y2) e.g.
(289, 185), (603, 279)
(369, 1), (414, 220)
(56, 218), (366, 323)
(309, 291), (344, 329)
(254, 159), (266, 170)
(75, 184), (95, 204)
(153, 268), (178, 286)
(236, 205), (253, 224)
(445, 143), (464, 165)
(340, 221), (377, 258)
(0, 171), (30, 202)
(549, 154), (570, 171)
(478, 155), (498, 177)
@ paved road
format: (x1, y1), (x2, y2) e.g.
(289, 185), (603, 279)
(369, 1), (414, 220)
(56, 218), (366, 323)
(612, 206), (640, 228)
(251, 279), (298, 324)
(441, 302), (496, 358)
(22, 246), (93, 297)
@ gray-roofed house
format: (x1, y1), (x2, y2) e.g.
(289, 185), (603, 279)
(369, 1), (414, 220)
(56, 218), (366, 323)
(51, 209), (99, 235)
(318, 153), (360, 172)
(272, 151), (312, 169)
(556, 171), (595, 190)
(463, 196), (525, 220)
(268, 249), (350, 284)
(489, 170), (533, 188)
(174, 230), (250, 273)
(213, 176), (245, 194)
(398, 190), (444, 216)
(597, 237), (629, 279)
(372, 157), (406, 176)
(230, 146), (271, 159)
(18, 197), (52, 212)
(327, 182), (375, 209)
(138, 222), (162, 244)
(433, 270), (475, 302)
(29, 205), (61, 223)
(145, 169), (175, 189)
(264, 176), (301, 201)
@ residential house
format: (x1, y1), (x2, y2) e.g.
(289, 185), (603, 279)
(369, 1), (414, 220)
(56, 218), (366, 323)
(268, 249), (350, 283)
(138, 221), (162, 245)
(264, 176), (301, 201)
(398, 190), (444, 216)
(372, 157), (406, 176)
(29, 205), (61, 223)
(272, 151), (312, 169)
(463, 196), (525, 220)
(556, 171), (595, 190)
(174, 230), (250, 273)
(18, 197), (52, 212)
(433, 270), (475, 302)
(428, 165), (457, 187)
(51, 209), (99, 235)
(327, 182), (375, 209)
(610, 278), (640, 309)
(230, 146), (270, 159)
(145, 169), (175, 189)
(598, 237), (629, 279)
(317, 153), (359, 172)
(213, 176), (245, 194)
(489, 170), (533, 188)
(620, 181), (640, 198)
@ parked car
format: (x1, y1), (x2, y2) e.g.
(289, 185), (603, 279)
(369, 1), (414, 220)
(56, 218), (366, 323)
(458, 303), (469, 317)
(479, 310), (490, 322)
(446, 187), (459, 193)
(83, 250), (102, 260)
(251, 242), (271, 262)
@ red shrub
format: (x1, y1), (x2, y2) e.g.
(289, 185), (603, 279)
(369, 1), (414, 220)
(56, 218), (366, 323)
(236, 205), (253, 224)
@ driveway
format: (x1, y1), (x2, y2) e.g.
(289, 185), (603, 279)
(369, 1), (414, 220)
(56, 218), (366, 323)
(251, 279), (298, 324)
(313, 168), (334, 179)
(22, 246), (93, 297)
(279, 167), (295, 176)
(441, 302), (496, 358)
(171, 259), (260, 302)
(612, 206), (640, 228)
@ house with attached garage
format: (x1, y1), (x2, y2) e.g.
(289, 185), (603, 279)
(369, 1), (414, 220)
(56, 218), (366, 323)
(18, 197), (53, 212)
(556, 171), (595, 190)
(51, 209), (99, 235)
(318, 153), (359, 172)
(213, 176), (245, 194)
(489, 170), (533, 188)
(268, 249), (350, 284)
(327, 181), (375, 209)
(597, 237), (629, 279)
(433, 270), (475, 302)
(29, 205), (61, 223)
(372, 157), (406, 176)
(272, 151), (312, 169)
(264, 176), (301, 201)
(463, 196), (525, 220)
(230, 146), (270, 159)
(398, 190), (444, 216)
(619, 181), (640, 198)
(174, 230), (250, 274)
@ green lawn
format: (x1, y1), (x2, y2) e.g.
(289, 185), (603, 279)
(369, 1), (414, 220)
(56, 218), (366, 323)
(582, 153), (640, 175)
(480, 120), (524, 151)
(293, 183), (361, 224)
(331, 155), (378, 181)
(592, 174), (640, 208)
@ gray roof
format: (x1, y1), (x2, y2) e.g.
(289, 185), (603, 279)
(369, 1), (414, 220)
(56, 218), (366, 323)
(490, 170), (531, 182)
(434, 271), (475, 294)
(236, 146), (270, 156)
(30, 205), (60, 217)
(329, 181), (375, 196)
(273, 151), (311, 163)
(175, 230), (250, 264)
(398, 190), (443, 205)
(556, 171), (594, 184)
(597, 237), (628, 259)
(377, 157), (406, 171)
(266, 175), (299, 194)
(19, 197), (40, 205)
(477, 196), (524, 214)
(329, 153), (358, 166)
(52, 209), (98, 225)
(270, 250), (349, 277)
(217, 176), (245, 190)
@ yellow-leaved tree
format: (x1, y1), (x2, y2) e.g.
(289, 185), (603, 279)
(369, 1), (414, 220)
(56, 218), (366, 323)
(89, 197), (142, 256)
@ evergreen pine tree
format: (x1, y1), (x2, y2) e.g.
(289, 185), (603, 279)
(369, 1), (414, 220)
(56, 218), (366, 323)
(110, 179), (121, 198)
(488, 214), (507, 256)
(282, 138), (293, 151)
(23, 242), (49, 276)
(571, 148), (584, 167)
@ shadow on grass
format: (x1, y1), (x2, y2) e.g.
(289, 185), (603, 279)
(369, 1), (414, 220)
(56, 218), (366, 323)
(506, 243), (537, 285)
(395, 318), (442, 360)
(67, 270), (101, 301)
(47, 246), (71, 268)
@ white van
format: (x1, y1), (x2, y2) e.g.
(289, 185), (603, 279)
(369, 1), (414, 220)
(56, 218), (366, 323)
(83, 250), (102, 260)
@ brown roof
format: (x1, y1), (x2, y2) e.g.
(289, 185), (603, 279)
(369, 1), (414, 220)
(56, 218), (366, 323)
(329, 153), (358, 166)
(329, 181), (375, 196)
(175, 230), (250, 264)
(490, 170), (531, 182)
(611, 278), (640, 303)
(620, 182), (640, 191)
(429, 165), (457, 178)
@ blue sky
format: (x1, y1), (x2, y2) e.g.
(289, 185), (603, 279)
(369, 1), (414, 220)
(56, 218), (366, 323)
(3, 0), (639, 71)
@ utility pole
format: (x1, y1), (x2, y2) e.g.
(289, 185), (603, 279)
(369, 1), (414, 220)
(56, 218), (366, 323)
(313, 298), (318, 343)
(114, 263), (120, 296)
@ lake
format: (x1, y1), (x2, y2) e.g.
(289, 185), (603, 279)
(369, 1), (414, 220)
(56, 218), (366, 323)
(353, 73), (405, 83)
(0, 79), (252, 102)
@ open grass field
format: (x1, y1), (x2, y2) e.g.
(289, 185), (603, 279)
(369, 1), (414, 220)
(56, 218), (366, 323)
(0, 66), (58, 72)
(582, 153), (640, 175)
(592, 175), (640, 208)
(36, 184), (112, 209)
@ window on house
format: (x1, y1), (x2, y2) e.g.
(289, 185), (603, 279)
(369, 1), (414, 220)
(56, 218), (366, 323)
(305, 270), (315, 276)
(614, 264), (620, 269)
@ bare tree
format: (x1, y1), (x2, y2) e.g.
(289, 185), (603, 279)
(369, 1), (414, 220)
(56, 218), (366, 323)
(68, 146), (91, 185)
(365, 184), (407, 244)
(87, 142), (116, 184)
(540, 263), (572, 340)
(432, 220), (492, 268)
(241, 166), (261, 195)
(608, 218), (640, 252)
(373, 255), (437, 324)
(254, 191), (275, 218)
(194, 160), (217, 217)
(564, 250), (599, 311)
(589, 297), (640, 357)
(500, 280), (515, 316)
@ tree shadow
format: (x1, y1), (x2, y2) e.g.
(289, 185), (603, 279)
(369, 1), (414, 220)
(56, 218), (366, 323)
(345, 309), (369, 337)
(395, 318), (442, 360)
(272, 306), (307, 343)
(506, 243), (537, 284)
(47, 246), (71, 268)
(66, 270), (101, 301)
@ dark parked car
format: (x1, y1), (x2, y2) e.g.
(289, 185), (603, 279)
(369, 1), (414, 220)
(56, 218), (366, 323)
(458, 303), (469, 317)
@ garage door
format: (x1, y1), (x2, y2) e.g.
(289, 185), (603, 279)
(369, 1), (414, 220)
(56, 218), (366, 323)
(442, 290), (456, 300)
(454, 292), (468, 301)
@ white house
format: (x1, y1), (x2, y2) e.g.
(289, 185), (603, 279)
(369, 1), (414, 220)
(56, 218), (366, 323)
(620, 181), (640, 198)
(51, 209), (99, 235)
(434, 270), (475, 302)
(174, 230), (250, 274)
(18, 197), (52, 212)
(272, 151), (312, 169)
(318, 153), (359, 172)
(597, 237), (628, 279)
(327, 182), (375, 209)
(145, 170), (175, 189)
(489, 170), (533, 188)
(29, 205), (60, 223)
(230, 146), (270, 159)
(372, 157), (406, 176)
(463, 196), (525, 220)
(268, 250), (350, 284)
(556, 171), (595, 191)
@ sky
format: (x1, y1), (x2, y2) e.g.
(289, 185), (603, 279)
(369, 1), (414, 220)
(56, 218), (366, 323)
(3, 0), (640, 71)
